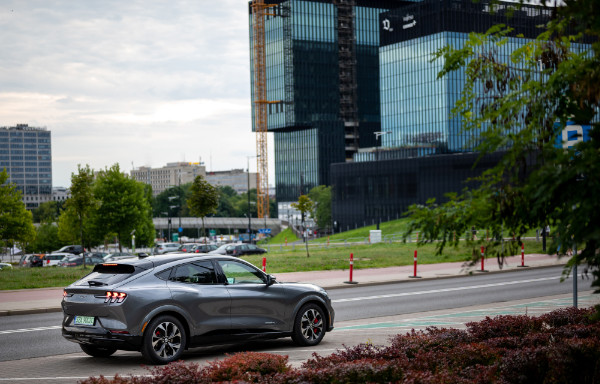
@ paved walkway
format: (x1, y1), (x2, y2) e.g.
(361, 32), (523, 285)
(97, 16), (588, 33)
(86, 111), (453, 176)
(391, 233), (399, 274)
(0, 254), (566, 316)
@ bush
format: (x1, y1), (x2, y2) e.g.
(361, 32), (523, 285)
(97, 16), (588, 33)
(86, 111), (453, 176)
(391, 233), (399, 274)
(80, 307), (600, 384)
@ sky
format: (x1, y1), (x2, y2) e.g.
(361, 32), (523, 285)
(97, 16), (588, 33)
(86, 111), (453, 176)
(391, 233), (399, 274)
(1, 0), (272, 188)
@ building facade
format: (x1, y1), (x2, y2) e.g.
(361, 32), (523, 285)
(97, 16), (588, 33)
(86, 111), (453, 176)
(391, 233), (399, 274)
(249, 0), (406, 218)
(205, 169), (258, 194)
(331, 0), (561, 229)
(0, 124), (52, 209)
(131, 162), (206, 196)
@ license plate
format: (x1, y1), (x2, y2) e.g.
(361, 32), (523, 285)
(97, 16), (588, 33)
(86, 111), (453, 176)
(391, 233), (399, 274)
(74, 316), (95, 326)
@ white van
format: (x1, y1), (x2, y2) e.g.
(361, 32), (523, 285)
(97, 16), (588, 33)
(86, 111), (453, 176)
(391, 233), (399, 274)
(43, 253), (70, 267)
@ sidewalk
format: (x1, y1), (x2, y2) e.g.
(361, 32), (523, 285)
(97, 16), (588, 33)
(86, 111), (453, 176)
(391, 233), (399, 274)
(0, 254), (565, 317)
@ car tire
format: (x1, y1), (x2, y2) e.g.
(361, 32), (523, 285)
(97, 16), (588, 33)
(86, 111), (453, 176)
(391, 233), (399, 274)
(79, 344), (117, 358)
(291, 303), (326, 346)
(141, 315), (187, 364)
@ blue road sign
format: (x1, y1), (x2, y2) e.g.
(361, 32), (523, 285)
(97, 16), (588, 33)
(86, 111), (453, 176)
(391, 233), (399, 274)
(555, 122), (591, 149)
(178, 227), (183, 233)
(258, 228), (272, 234)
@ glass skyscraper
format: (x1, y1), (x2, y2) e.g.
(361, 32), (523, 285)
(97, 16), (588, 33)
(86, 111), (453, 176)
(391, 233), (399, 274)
(376, 0), (553, 156)
(0, 124), (52, 209)
(249, 0), (404, 213)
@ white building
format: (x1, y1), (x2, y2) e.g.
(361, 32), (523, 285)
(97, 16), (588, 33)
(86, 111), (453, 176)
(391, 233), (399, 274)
(131, 162), (206, 195)
(205, 169), (257, 194)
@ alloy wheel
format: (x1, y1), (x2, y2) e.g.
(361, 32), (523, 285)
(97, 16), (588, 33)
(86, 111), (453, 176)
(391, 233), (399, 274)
(151, 321), (182, 359)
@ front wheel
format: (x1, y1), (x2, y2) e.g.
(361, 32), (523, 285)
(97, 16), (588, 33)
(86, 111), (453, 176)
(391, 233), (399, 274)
(80, 344), (117, 358)
(292, 303), (326, 346)
(141, 315), (187, 364)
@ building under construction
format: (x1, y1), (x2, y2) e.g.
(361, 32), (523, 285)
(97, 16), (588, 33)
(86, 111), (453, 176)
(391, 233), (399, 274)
(249, 0), (408, 217)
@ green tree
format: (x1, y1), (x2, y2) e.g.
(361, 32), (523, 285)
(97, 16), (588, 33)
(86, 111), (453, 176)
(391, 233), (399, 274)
(187, 175), (219, 243)
(405, 0), (600, 289)
(67, 165), (95, 266)
(31, 201), (61, 224)
(291, 195), (315, 257)
(93, 164), (154, 252)
(0, 170), (36, 250)
(308, 185), (332, 232)
(28, 223), (62, 253)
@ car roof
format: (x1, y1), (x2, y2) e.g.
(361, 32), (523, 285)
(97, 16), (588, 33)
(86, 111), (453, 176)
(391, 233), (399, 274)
(106, 254), (243, 270)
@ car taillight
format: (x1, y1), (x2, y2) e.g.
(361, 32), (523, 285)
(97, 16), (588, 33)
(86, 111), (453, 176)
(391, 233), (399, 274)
(63, 290), (73, 298)
(104, 291), (127, 303)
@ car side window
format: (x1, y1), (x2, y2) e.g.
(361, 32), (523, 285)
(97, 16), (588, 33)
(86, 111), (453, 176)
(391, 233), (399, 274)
(217, 260), (265, 285)
(170, 261), (217, 285)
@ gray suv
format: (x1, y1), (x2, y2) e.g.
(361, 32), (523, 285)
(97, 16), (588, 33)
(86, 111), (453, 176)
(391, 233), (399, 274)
(61, 255), (334, 364)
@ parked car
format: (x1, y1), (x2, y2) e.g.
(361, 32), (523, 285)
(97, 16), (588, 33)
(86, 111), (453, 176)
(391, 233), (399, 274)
(103, 252), (135, 261)
(43, 253), (70, 267)
(230, 244), (267, 257)
(62, 255), (334, 364)
(104, 255), (138, 263)
(154, 243), (181, 254)
(191, 244), (218, 253)
(29, 254), (45, 267)
(53, 245), (84, 255)
(0, 262), (13, 270)
(19, 254), (35, 267)
(58, 255), (104, 267)
(179, 243), (197, 253)
(208, 243), (236, 255)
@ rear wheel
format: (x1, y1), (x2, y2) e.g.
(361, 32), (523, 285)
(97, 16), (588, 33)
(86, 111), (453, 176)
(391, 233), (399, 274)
(292, 303), (326, 346)
(141, 315), (186, 364)
(80, 344), (117, 358)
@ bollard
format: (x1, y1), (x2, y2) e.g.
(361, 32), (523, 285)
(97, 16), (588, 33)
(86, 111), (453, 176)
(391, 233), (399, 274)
(327, 236), (330, 246)
(262, 257), (266, 272)
(344, 253), (358, 284)
(285, 237), (288, 247)
(409, 250), (421, 278)
(518, 243), (528, 267)
(477, 246), (489, 272)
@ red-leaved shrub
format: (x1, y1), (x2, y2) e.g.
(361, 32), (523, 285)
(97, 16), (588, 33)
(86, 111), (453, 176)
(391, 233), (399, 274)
(79, 307), (600, 384)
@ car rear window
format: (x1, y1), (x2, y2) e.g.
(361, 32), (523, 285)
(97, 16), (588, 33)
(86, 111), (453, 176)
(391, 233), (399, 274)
(75, 264), (141, 286)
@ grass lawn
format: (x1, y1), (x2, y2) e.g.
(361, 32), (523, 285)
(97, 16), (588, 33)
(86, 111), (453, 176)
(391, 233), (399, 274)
(0, 219), (549, 290)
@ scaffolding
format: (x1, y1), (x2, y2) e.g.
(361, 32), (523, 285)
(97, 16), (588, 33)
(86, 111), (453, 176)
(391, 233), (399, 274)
(334, 0), (359, 162)
(251, 0), (273, 219)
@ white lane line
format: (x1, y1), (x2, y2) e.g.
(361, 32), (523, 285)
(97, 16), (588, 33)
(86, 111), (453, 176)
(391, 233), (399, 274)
(332, 276), (561, 303)
(0, 325), (61, 335)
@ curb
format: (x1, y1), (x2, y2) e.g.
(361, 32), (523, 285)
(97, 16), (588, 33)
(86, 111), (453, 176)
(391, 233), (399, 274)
(0, 263), (565, 317)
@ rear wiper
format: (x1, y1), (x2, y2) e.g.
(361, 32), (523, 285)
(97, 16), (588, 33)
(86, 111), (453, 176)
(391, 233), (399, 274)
(88, 280), (107, 286)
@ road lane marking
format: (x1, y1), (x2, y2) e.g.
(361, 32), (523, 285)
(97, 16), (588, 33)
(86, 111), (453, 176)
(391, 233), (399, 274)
(0, 325), (61, 335)
(332, 276), (562, 303)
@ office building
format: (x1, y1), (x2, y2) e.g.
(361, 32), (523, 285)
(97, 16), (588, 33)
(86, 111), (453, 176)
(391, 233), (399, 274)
(0, 124), (52, 209)
(331, 0), (563, 229)
(249, 0), (405, 218)
(205, 169), (258, 194)
(131, 162), (206, 196)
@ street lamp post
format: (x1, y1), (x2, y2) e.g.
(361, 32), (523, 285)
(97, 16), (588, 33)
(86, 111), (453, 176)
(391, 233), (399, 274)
(373, 131), (392, 230)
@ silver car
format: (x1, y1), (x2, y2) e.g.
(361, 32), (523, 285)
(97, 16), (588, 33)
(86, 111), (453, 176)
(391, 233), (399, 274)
(61, 255), (334, 364)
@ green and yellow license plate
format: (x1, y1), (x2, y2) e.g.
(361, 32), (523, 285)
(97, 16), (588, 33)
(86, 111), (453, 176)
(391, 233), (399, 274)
(74, 316), (95, 326)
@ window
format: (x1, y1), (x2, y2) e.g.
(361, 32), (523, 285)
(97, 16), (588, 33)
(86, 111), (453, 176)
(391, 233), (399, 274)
(170, 261), (217, 284)
(217, 260), (265, 285)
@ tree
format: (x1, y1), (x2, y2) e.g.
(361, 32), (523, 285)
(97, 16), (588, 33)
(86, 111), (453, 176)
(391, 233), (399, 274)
(93, 164), (154, 252)
(405, 0), (600, 290)
(291, 195), (315, 258)
(32, 201), (61, 224)
(187, 175), (219, 243)
(308, 186), (332, 232)
(0, 169), (36, 250)
(66, 165), (95, 267)
(28, 223), (62, 253)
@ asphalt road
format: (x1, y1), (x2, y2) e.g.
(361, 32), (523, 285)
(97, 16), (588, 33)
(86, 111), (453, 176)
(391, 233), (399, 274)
(0, 265), (595, 383)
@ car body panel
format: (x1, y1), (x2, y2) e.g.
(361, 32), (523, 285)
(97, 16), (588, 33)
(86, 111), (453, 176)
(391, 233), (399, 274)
(61, 255), (334, 358)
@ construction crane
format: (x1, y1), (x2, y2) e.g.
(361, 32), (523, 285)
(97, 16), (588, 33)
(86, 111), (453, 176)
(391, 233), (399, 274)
(251, 0), (275, 219)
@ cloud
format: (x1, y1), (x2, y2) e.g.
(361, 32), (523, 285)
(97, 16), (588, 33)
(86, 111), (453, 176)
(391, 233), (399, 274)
(0, 0), (267, 187)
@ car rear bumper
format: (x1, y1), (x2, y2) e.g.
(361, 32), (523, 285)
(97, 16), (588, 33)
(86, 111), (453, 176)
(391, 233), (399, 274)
(62, 327), (142, 351)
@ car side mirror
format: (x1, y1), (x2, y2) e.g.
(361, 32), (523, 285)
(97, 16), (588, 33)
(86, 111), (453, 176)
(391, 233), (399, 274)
(266, 274), (276, 286)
